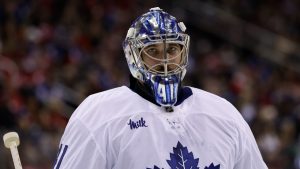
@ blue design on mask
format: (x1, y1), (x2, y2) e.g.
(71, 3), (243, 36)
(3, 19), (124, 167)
(146, 74), (179, 107)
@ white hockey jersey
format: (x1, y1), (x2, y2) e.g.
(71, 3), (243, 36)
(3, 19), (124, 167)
(54, 86), (268, 169)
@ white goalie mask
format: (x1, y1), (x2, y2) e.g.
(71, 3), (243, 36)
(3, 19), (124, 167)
(123, 7), (190, 107)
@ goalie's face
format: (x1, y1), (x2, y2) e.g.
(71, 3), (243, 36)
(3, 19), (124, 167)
(140, 42), (185, 76)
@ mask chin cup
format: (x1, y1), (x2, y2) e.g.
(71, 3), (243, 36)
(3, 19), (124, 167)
(146, 74), (180, 107)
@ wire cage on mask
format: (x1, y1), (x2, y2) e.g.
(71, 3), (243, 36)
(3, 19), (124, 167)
(126, 33), (190, 81)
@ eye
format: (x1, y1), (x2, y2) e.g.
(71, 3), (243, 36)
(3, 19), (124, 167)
(145, 47), (158, 56)
(167, 45), (181, 55)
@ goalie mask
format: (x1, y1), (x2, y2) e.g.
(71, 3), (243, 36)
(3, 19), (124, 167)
(123, 7), (190, 107)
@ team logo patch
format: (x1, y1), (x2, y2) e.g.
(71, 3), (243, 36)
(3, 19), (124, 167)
(204, 163), (221, 169)
(147, 141), (220, 169)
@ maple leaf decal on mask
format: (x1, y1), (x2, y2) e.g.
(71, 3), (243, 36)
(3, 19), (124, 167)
(166, 141), (200, 169)
(204, 163), (220, 169)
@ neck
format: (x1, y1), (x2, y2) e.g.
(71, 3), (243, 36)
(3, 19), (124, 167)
(129, 75), (160, 106)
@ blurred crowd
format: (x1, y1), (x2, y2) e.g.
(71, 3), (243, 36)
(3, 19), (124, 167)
(0, 0), (299, 169)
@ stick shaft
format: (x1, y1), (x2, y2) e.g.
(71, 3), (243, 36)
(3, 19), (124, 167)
(9, 142), (23, 169)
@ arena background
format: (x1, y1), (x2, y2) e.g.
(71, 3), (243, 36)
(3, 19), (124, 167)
(0, 0), (299, 168)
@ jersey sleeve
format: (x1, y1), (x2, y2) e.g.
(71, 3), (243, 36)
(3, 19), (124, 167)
(219, 98), (268, 169)
(234, 116), (268, 169)
(53, 119), (106, 169)
(53, 96), (107, 169)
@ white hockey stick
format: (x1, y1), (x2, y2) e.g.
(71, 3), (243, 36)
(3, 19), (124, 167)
(3, 132), (23, 169)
